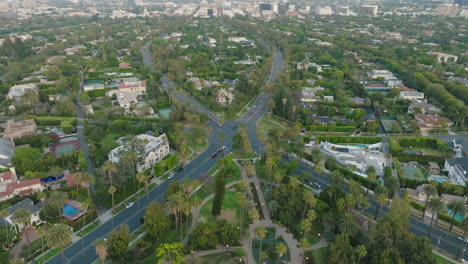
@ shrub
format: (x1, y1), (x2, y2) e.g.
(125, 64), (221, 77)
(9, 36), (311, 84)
(438, 213), (461, 227)
(315, 136), (381, 144)
(409, 201), (425, 212)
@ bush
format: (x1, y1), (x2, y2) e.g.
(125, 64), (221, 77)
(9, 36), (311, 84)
(409, 201), (425, 212)
(335, 167), (379, 191)
(311, 126), (356, 132)
(438, 213), (461, 227)
(315, 136), (381, 144)
(25, 115), (77, 126)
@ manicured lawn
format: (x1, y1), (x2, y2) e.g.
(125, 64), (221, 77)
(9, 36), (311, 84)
(36, 247), (65, 264)
(184, 252), (240, 264)
(193, 182), (214, 202)
(198, 190), (241, 225)
(411, 147), (452, 157)
(434, 253), (456, 264)
(77, 220), (101, 237)
(185, 133), (208, 152)
(258, 118), (286, 132)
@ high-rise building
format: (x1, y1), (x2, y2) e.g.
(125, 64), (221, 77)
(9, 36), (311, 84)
(316, 6), (333, 15)
(454, 0), (466, 7)
(22, 0), (36, 9)
(335, 5), (349, 15)
(360, 5), (378, 16)
(436, 4), (459, 16)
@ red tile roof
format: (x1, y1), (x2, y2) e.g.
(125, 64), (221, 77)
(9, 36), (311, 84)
(118, 80), (146, 89)
(0, 171), (14, 182)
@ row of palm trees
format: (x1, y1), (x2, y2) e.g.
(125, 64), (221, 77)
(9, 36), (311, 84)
(255, 225), (288, 264)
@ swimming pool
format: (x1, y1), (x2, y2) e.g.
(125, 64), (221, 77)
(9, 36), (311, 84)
(159, 107), (173, 119)
(431, 176), (448, 183)
(447, 209), (464, 221)
(357, 144), (368, 147)
(63, 204), (79, 217)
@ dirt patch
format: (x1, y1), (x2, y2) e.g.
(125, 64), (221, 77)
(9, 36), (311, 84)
(220, 209), (236, 224)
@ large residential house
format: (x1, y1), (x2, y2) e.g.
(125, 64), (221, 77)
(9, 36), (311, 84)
(118, 80), (146, 93)
(3, 198), (42, 230)
(216, 88), (235, 105)
(109, 80), (147, 110)
(0, 169), (44, 202)
(408, 101), (441, 114)
(0, 119), (37, 140)
(301, 87), (325, 102)
(108, 134), (170, 173)
(444, 156), (468, 186)
(368, 70), (394, 79)
(0, 138), (14, 168)
(7, 83), (38, 101)
(399, 91), (424, 101)
(414, 114), (453, 133)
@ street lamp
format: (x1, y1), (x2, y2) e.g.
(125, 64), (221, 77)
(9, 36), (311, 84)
(226, 244), (229, 252)
(437, 236), (441, 250)
(191, 250), (194, 259)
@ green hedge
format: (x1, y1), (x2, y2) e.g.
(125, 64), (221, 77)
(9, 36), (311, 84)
(315, 136), (381, 144)
(438, 213), (461, 227)
(310, 126), (356, 132)
(156, 103), (172, 109)
(409, 201), (425, 212)
(389, 137), (451, 157)
(24, 115), (77, 126)
(333, 166), (379, 191)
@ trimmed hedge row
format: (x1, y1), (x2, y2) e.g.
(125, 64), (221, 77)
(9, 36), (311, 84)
(315, 136), (381, 144)
(156, 103), (172, 109)
(25, 115), (77, 126)
(332, 165), (379, 191)
(438, 213), (461, 227)
(409, 201), (426, 212)
(309, 125), (356, 132)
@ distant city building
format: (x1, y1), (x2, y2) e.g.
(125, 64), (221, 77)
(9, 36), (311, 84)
(399, 91), (425, 101)
(316, 6), (333, 15)
(429, 52), (458, 63)
(22, 0), (36, 9)
(368, 70), (394, 79)
(335, 5), (349, 15)
(360, 5), (378, 16)
(436, 4), (459, 16)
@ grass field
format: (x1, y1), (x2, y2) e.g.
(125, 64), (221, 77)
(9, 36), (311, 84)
(184, 252), (240, 264)
(185, 133), (208, 152)
(311, 247), (328, 264)
(434, 253), (456, 264)
(258, 118), (286, 132)
(198, 190), (241, 225)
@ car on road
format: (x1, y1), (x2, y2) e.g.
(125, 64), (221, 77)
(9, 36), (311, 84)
(168, 172), (174, 179)
(126, 202), (134, 209)
(217, 123), (222, 127)
(458, 237), (468, 243)
(211, 153), (217, 158)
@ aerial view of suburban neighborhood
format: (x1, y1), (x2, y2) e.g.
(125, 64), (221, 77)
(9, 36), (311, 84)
(0, 0), (467, 263)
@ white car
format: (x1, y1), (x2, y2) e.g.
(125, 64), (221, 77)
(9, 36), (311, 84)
(168, 172), (175, 179)
(126, 202), (134, 209)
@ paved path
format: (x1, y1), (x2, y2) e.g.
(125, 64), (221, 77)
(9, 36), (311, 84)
(11, 227), (42, 258)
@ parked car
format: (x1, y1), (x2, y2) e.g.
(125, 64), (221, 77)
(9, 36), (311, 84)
(211, 153), (217, 158)
(126, 202), (134, 209)
(168, 172), (174, 179)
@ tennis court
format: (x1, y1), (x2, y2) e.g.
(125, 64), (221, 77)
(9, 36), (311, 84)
(51, 137), (79, 157)
(401, 166), (426, 180)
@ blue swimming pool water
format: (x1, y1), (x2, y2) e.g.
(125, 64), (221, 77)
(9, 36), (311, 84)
(63, 204), (79, 216)
(357, 144), (368, 147)
(431, 176), (448, 183)
(447, 209), (464, 221)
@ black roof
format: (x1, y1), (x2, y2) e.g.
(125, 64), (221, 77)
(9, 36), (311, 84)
(7, 198), (40, 216)
(446, 156), (468, 171)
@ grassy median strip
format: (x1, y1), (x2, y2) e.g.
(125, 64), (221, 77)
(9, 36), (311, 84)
(77, 220), (101, 237)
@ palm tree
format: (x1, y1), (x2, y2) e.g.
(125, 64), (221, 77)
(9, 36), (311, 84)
(137, 173), (150, 200)
(255, 226), (267, 263)
(365, 166), (376, 195)
(422, 183), (438, 218)
(166, 194), (180, 232)
(427, 197), (445, 238)
(249, 209), (260, 222)
(356, 245), (367, 264)
(73, 172), (82, 200)
(235, 192), (247, 237)
(0, 209), (11, 247)
(80, 172), (95, 198)
(100, 161), (117, 186)
(448, 200), (466, 231)
(108, 186), (117, 211)
(36, 226), (47, 263)
(12, 208), (32, 251)
(339, 213), (358, 235)
(299, 238), (309, 263)
(94, 239), (108, 264)
(330, 170), (344, 187)
(314, 161), (323, 185)
(50, 191), (68, 217)
(276, 242), (287, 264)
(282, 98), (287, 118)
(121, 151), (138, 192)
(47, 224), (72, 264)
(37, 192), (48, 221)
(375, 193), (387, 219)
(81, 201), (90, 227)
(457, 217), (468, 259)
(93, 239), (107, 264)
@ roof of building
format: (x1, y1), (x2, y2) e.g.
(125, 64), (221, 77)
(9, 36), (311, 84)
(441, 193), (466, 202)
(446, 156), (468, 170)
(0, 171), (14, 182)
(6, 198), (40, 216)
(118, 80), (146, 89)
(415, 114), (453, 125)
(428, 162), (440, 169)
(0, 138), (14, 168)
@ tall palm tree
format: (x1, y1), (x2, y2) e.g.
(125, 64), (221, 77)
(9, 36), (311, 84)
(100, 161), (117, 186)
(50, 191), (68, 217)
(276, 242), (287, 264)
(0, 209), (11, 247)
(427, 197), (446, 238)
(314, 161), (323, 185)
(36, 226), (47, 263)
(37, 192), (48, 221)
(249, 209), (260, 222)
(121, 151), (138, 192)
(73, 172), (82, 200)
(235, 192), (247, 237)
(108, 186), (117, 211)
(339, 213), (358, 235)
(365, 166), (376, 195)
(255, 226), (267, 264)
(81, 201), (90, 227)
(166, 194), (180, 232)
(47, 224), (72, 264)
(330, 170), (344, 187)
(422, 183), (438, 218)
(137, 173), (150, 200)
(12, 208), (32, 251)
(80, 172), (95, 198)
(94, 239), (108, 264)
(375, 193), (387, 220)
(448, 200), (466, 231)
(457, 217), (468, 259)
